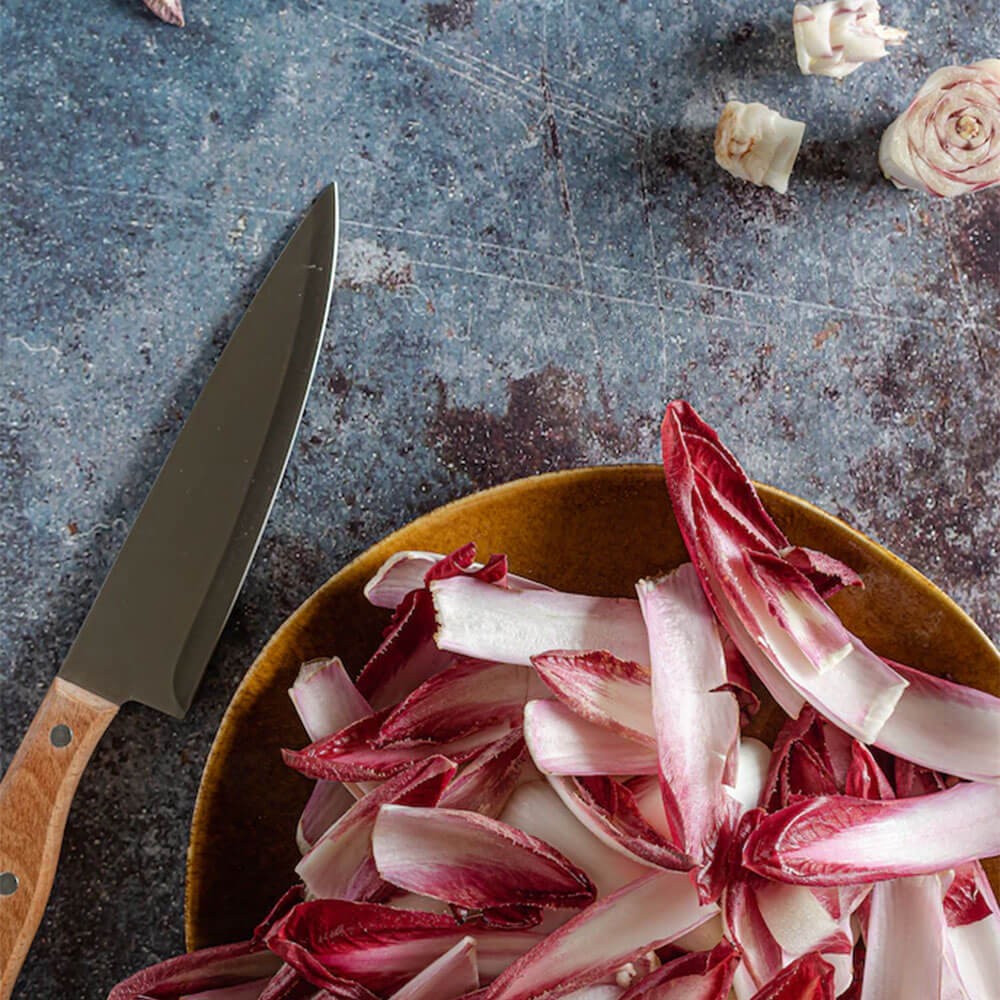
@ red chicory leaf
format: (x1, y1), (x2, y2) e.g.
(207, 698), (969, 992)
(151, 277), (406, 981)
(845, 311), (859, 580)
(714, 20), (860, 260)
(364, 548), (550, 610)
(618, 938), (739, 999)
(637, 565), (740, 868)
(779, 546), (863, 600)
(893, 758), (948, 798)
(743, 781), (1000, 885)
(355, 589), (456, 711)
(289, 658), (373, 744)
(377, 660), (547, 746)
(372, 805), (596, 910)
(386, 936), (479, 1000)
(860, 874), (945, 1000)
(874, 658), (1000, 785)
(531, 650), (656, 747)
(143, 0), (185, 27)
(501, 781), (652, 899)
(431, 577), (649, 668)
(720, 635), (761, 724)
(661, 401), (908, 744)
(256, 964), (342, 1000)
(944, 863), (994, 928)
(481, 870), (718, 1000)
(296, 756), (456, 901)
(297, 781), (356, 854)
(843, 742), (894, 802)
(523, 699), (657, 777)
(283, 709), (506, 783)
(438, 729), (529, 816)
(746, 952), (835, 1000)
(108, 941), (281, 1000)
(266, 900), (541, 994)
(181, 981), (272, 1000)
(546, 774), (692, 871)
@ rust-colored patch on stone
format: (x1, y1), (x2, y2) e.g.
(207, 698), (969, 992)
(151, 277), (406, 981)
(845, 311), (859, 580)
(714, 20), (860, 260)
(848, 334), (999, 638)
(950, 196), (999, 291)
(813, 321), (842, 349)
(426, 365), (643, 490)
(66, 520), (79, 537)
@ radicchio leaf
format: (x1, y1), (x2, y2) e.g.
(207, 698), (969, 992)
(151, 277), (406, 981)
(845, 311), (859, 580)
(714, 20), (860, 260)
(523, 699), (657, 777)
(661, 401), (908, 745)
(439, 729), (529, 816)
(743, 781), (1000, 885)
(860, 875), (945, 1000)
(386, 936), (479, 1000)
(364, 548), (549, 610)
(377, 660), (547, 746)
(501, 781), (652, 899)
(289, 658), (374, 744)
(531, 650), (656, 746)
(874, 658), (1000, 785)
(108, 941), (281, 1000)
(296, 757), (456, 901)
(283, 709), (507, 783)
(266, 900), (542, 995)
(481, 871), (718, 1000)
(298, 781), (356, 854)
(746, 952), (834, 1000)
(181, 981), (273, 1000)
(355, 588), (456, 712)
(545, 774), (691, 871)
(637, 565), (740, 869)
(431, 577), (649, 668)
(618, 939), (739, 999)
(372, 805), (596, 910)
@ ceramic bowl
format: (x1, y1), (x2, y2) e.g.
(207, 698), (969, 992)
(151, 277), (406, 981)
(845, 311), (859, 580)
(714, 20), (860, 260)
(185, 465), (1000, 949)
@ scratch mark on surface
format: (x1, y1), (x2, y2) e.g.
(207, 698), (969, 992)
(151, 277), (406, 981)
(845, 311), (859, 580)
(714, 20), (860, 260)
(540, 63), (593, 339)
(319, 6), (628, 139)
(941, 211), (989, 376)
(429, 26), (639, 135)
(15, 176), (996, 340)
(412, 257), (773, 329)
(9, 336), (63, 358)
(635, 122), (669, 345)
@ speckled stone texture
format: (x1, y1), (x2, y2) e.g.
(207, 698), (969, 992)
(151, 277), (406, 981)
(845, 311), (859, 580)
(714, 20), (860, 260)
(0, 0), (997, 995)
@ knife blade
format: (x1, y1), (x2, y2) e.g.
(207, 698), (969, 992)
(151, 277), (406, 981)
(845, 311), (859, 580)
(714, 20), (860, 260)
(0, 184), (338, 995)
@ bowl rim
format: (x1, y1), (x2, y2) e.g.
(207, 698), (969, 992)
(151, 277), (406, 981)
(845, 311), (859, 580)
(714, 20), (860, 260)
(184, 462), (999, 948)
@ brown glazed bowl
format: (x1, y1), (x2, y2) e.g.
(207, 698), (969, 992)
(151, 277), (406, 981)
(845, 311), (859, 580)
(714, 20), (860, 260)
(185, 465), (1000, 950)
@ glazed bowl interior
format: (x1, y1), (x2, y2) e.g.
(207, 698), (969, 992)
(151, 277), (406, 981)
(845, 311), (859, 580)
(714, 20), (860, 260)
(185, 464), (1000, 949)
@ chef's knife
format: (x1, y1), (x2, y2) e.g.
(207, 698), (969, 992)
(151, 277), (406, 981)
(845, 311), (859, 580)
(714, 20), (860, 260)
(0, 184), (339, 995)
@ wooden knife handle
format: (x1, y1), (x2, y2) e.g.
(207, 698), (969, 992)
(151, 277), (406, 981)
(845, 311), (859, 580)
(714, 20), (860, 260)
(0, 678), (118, 997)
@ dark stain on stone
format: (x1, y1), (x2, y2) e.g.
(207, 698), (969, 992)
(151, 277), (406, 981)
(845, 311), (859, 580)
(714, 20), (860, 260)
(426, 365), (642, 491)
(425, 0), (474, 33)
(730, 341), (776, 401)
(848, 335), (999, 637)
(328, 369), (352, 397)
(539, 67), (572, 217)
(949, 196), (999, 291)
(795, 133), (886, 187)
(635, 127), (715, 198)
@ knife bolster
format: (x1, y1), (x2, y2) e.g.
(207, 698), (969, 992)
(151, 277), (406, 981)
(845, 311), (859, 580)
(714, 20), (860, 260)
(0, 677), (118, 996)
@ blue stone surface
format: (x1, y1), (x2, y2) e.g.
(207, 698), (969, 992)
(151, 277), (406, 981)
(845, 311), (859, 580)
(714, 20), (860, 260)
(1, 0), (998, 995)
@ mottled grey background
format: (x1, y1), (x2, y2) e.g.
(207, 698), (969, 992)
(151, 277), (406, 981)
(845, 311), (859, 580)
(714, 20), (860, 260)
(1, 0), (997, 995)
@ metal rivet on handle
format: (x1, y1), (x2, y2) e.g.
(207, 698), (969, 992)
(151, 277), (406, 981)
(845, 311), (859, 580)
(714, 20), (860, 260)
(50, 724), (73, 748)
(0, 872), (18, 896)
